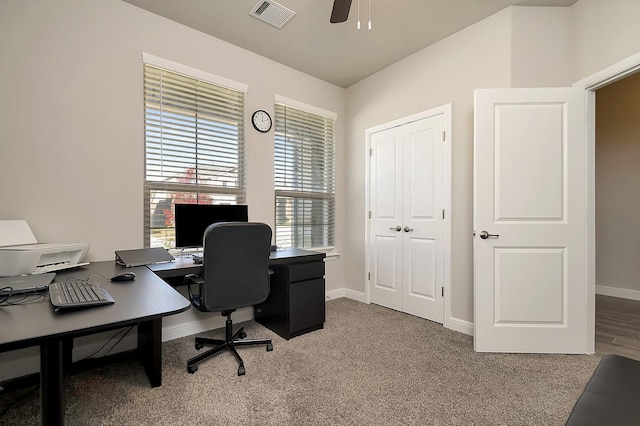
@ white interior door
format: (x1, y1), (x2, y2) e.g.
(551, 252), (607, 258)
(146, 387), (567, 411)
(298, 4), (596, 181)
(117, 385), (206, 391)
(401, 118), (445, 321)
(370, 114), (445, 323)
(370, 126), (403, 311)
(474, 87), (590, 353)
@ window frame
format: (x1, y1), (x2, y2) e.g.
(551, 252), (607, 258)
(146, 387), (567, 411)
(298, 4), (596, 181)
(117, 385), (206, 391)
(142, 54), (248, 250)
(274, 95), (337, 250)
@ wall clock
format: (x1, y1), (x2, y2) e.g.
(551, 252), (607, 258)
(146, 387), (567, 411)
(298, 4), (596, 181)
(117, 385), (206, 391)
(251, 109), (272, 133)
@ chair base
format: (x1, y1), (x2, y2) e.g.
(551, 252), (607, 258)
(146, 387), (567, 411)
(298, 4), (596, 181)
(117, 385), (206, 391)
(187, 314), (273, 376)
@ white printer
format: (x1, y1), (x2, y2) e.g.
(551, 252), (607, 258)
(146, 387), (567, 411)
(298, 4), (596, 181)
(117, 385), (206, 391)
(0, 220), (90, 277)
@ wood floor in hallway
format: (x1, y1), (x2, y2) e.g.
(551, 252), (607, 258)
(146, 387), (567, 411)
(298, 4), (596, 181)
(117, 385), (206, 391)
(595, 294), (640, 361)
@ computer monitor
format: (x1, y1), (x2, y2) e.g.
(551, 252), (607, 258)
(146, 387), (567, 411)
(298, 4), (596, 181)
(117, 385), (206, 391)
(174, 204), (249, 249)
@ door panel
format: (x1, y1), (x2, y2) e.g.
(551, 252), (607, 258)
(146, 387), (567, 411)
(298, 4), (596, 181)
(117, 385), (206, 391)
(474, 87), (588, 353)
(374, 137), (399, 218)
(495, 247), (565, 323)
(403, 237), (437, 310)
(496, 104), (565, 221)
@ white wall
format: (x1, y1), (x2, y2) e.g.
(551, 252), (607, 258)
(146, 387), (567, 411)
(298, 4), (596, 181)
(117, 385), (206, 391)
(0, 0), (346, 292)
(571, 0), (640, 83)
(510, 6), (572, 87)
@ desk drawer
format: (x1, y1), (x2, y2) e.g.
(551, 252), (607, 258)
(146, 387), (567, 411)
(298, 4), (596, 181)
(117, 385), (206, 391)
(289, 278), (325, 333)
(288, 261), (324, 282)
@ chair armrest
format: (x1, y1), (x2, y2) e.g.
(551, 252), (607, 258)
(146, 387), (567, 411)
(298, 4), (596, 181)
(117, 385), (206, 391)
(184, 273), (204, 285)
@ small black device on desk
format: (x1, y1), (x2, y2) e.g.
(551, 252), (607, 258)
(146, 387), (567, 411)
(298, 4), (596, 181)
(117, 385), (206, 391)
(111, 272), (136, 281)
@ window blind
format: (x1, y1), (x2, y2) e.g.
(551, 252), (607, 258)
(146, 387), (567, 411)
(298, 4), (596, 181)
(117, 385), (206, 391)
(274, 102), (336, 249)
(143, 63), (245, 249)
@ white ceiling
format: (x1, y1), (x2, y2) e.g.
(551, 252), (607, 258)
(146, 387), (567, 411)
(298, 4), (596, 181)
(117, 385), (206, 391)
(122, 0), (577, 88)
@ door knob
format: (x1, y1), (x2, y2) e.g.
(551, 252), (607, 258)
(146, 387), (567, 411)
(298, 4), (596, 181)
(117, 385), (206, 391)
(389, 226), (402, 232)
(479, 230), (499, 239)
(403, 226), (413, 232)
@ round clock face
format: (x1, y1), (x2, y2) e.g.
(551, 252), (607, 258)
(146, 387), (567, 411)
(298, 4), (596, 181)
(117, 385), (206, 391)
(252, 110), (272, 133)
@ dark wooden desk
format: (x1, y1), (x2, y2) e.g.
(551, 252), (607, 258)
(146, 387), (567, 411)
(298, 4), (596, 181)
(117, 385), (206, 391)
(0, 262), (190, 426)
(148, 248), (326, 339)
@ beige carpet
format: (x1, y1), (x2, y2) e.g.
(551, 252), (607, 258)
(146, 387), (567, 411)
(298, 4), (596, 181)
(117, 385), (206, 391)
(0, 298), (600, 425)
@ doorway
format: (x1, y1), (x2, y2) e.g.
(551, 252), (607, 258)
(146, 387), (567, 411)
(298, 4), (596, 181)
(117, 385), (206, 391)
(576, 51), (640, 354)
(593, 69), (640, 357)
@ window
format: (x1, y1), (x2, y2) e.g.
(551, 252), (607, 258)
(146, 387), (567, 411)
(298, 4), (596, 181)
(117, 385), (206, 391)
(143, 54), (247, 249)
(274, 96), (336, 249)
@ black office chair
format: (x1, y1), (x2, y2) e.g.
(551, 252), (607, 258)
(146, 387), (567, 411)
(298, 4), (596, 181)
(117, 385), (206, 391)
(184, 222), (273, 376)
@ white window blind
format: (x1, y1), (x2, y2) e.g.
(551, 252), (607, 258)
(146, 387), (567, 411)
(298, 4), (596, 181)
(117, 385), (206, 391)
(143, 62), (246, 249)
(274, 101), (336, 249)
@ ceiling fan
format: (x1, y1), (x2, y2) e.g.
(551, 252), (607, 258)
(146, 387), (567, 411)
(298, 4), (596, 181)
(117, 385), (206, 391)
(330, 0), (353, 23)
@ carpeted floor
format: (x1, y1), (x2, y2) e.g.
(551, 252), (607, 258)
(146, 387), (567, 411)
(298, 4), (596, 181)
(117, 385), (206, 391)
(0, 298), (601, 425)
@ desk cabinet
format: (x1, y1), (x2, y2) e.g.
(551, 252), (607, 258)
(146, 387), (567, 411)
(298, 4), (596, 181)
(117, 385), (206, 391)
(255, 250), (325, 340)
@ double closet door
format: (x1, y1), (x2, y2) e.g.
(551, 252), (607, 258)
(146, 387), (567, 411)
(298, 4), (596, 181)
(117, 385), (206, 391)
(369, 114), (445, 323)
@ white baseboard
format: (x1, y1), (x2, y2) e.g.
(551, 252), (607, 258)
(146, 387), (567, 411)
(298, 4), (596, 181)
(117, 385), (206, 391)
(596, 284), (640, 301)
(326, 287), (366, 303)
(445, 316), (474, 336)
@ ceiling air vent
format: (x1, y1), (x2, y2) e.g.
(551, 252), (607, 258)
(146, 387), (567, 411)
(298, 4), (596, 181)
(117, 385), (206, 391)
(249, 1), (296, 29)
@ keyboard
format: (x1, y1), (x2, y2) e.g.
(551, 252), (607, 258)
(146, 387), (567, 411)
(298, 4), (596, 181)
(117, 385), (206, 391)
(49, 280), (115, 310)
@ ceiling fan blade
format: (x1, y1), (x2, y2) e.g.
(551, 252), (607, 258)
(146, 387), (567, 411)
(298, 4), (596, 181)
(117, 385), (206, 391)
(330, 0), (352, 23)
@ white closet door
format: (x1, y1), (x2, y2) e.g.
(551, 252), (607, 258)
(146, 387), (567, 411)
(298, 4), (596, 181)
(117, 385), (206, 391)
(370, 114), (445, 324)
(402, 116), (445, 322)
(370, 126), (403, 311)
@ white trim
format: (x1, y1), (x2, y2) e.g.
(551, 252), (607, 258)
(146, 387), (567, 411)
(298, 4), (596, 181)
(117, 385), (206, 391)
(274, 94), (338, 120)
(344, 288), (367, 303)
(573, 51), (640, 90)
(596, 285), (640, 302)
(142, 52), (248, 93)
(364, 104), (453, 328)
(572, 50), (640, 355)
(447, 317), (474, 336)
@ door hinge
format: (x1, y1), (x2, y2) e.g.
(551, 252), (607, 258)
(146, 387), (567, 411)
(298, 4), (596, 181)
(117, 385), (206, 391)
(368, 272), (371, 280)
(369, 210), (372, 219)
(442, 209), (445, 219)
(369, 148), (373, 156)
(442, 131), (446, 142)
(441, 287), (444, 297)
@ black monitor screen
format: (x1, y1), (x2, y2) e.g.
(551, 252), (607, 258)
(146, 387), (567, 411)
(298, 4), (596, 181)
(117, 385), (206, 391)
(174, 204), (248, 249)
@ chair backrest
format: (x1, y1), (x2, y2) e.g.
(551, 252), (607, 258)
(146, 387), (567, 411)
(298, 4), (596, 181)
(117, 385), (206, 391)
(200, 222), (272, 312)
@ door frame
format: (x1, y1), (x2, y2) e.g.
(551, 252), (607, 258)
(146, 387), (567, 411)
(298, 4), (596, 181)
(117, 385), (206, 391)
(364, 103), (452, 327)
(574, 51), (640, 353)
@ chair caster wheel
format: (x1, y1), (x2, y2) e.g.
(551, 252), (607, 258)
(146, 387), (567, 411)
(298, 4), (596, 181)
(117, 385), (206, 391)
(195, 342), (204, 350)
(239, 331), (247, 339)
(237, 365), (246, 376)
(266, 343), (273, 352)
(187, 365), (198, 374)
